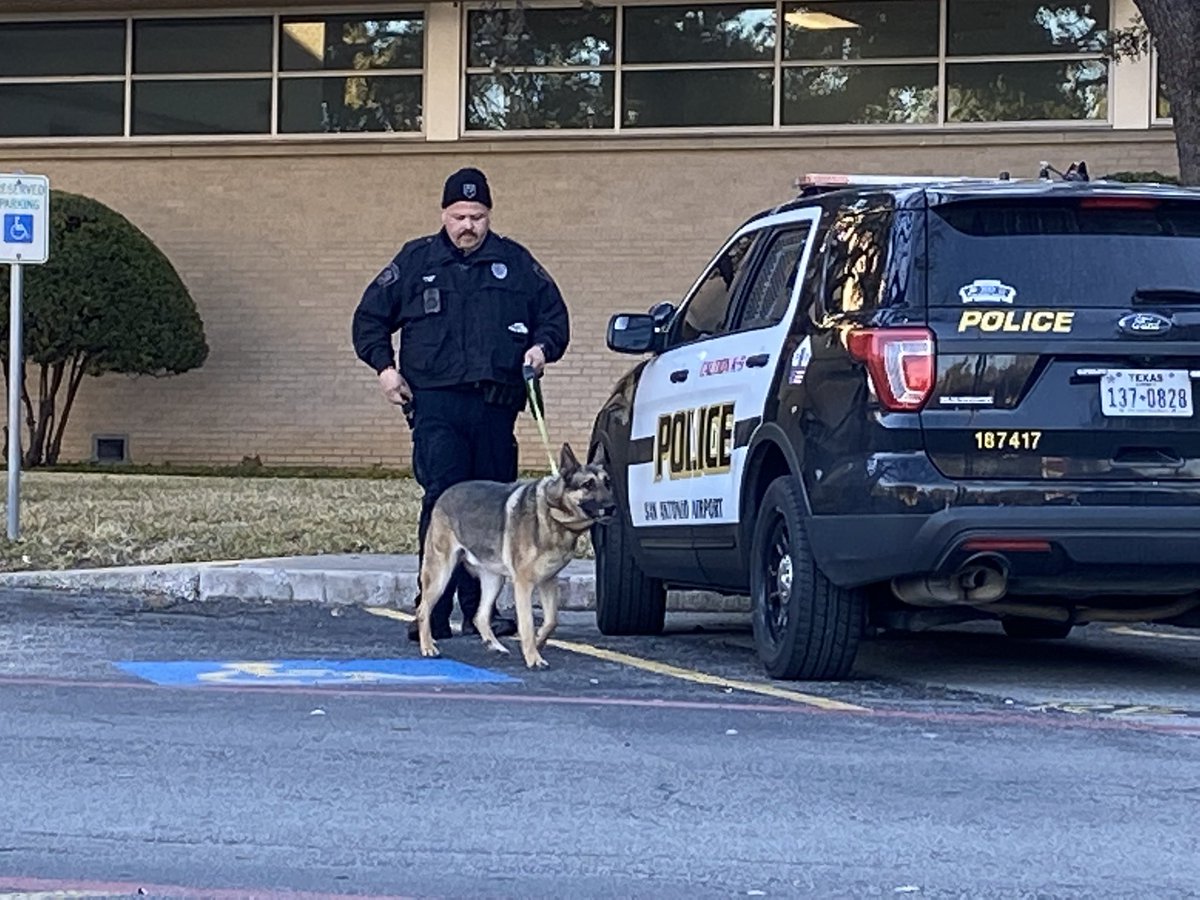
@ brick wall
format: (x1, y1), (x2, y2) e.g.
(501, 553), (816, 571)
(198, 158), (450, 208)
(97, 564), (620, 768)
(4, 130), (1180, 471)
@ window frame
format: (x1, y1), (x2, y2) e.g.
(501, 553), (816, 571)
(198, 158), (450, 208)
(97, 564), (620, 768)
(0, 5), (428, 142)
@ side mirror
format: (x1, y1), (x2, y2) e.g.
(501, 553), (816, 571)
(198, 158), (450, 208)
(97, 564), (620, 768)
(607, 313), (659, 354)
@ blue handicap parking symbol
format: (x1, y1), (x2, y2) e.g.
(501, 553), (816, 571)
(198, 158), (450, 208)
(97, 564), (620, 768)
(115, 658), (519, 687)
(3, 214), (33, 244)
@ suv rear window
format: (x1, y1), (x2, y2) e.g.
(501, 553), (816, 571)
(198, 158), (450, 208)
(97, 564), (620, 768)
(926, 197), (1200, 308)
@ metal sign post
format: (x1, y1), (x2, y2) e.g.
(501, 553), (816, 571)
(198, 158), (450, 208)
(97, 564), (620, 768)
(1, 172), (51, 542)
(8, 262), (21, 540)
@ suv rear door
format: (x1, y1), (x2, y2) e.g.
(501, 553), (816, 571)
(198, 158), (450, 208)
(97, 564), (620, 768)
(920, 190), (1200, 481)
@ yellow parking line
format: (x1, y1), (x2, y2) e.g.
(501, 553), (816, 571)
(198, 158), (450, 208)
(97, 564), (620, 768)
(544, 637), (868, 712)
(1109, 625), (1200, 642)
(364, 607), (868, 713)
(366, 607), (416, 623)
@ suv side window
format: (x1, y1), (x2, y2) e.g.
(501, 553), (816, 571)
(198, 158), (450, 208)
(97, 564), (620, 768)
(669, 231), (757, 347)
(819, 196), (895, 317)
(733, 227), (810, 332)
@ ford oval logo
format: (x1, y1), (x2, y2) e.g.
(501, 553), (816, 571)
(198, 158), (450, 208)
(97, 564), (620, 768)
(1117, 312), (1173, 336)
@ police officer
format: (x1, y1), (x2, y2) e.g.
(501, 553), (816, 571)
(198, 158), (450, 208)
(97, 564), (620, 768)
(352, 167), (570, 641)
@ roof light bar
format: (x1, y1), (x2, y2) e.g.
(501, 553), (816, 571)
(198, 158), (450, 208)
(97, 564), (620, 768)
(796, 158), (1104, 193)
(795, 172), (1010, 190)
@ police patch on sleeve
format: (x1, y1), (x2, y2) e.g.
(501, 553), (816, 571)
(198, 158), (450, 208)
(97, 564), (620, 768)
(376, 262), (400, 287)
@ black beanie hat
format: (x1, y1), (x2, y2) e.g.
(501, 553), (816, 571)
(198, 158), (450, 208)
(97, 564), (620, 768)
(441, 167), (492, 209)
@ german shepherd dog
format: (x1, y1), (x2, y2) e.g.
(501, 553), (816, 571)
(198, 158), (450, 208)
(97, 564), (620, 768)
(417, 442), (617, 669)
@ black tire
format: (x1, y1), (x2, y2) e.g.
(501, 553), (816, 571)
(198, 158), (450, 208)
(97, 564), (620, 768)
(750, 477), (865, 680)
(594, 488), (666, 636)
(1001, 616), (1073, 640)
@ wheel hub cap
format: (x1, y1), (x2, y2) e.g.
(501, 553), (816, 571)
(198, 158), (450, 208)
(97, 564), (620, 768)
(777, 554), (793, 601)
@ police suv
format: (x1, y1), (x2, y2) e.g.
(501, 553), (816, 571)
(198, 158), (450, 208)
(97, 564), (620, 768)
(588, 167), (1200, 680)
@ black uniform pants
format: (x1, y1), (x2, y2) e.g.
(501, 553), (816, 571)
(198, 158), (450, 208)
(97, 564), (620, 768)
(411, 386), (519, 627)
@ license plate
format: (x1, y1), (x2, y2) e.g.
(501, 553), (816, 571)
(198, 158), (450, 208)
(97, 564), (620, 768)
(1100, 369), (1194, 417)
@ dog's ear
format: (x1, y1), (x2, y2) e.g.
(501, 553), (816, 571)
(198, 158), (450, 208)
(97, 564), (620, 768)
(588, 442), (609, 468)
(558, 442), (580, 475)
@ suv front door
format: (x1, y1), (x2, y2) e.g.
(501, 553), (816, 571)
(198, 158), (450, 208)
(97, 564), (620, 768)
(627, 209), (820, 585)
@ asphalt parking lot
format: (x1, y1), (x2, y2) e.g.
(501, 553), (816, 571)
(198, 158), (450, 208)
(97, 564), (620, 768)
(2, 590), (1200, 899)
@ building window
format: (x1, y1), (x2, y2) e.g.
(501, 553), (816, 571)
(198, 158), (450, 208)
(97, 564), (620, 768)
(278, 14), (424, 133)
(0, 11), (424, 139)
(463, 0), (1111, 131)
(783, 1), (939, 126)
(0, 20), (126, 137)
(465, 6), (616, 130)
(623, 3), (776, 128)
(945, 0), (1109, 123)
(131, 17), (273, 135)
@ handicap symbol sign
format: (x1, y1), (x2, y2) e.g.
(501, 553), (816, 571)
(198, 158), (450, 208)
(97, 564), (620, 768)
(3, 214), (33, 244)
(114, 658), (519, 687)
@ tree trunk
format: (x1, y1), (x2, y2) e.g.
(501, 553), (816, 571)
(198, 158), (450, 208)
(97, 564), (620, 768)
(25, 361), (64, 468)
(46, 355), (88, 467)
(1136, 0), (1200, 184)
(0, 352), (87, 468)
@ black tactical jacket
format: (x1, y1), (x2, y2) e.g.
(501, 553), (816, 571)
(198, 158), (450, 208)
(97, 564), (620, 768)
(352, 229), (570, 393)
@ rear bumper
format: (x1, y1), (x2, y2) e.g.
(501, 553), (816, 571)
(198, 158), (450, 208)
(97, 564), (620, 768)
(809, 504), (1200, 594)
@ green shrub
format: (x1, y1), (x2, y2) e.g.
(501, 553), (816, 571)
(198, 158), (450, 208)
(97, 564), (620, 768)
(0, 191), (208, 466)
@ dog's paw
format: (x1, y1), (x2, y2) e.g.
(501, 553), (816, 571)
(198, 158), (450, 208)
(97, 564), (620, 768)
(524, 654), (550, 670)
(484, 639), (511, 655)
(420, 641), (441, 658)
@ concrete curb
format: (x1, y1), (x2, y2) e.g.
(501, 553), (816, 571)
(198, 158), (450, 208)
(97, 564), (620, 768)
(0, 556), (752, 614)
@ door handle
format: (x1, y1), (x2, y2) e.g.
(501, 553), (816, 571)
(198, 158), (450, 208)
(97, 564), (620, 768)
(670, 369), (689, 383)
(746, 353), (771, 368)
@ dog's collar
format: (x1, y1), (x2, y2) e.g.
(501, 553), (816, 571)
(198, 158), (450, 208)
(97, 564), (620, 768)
(548, 509), (598, 532)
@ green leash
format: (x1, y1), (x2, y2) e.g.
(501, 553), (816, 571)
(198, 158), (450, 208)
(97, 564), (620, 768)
(524, 365), (558, 476)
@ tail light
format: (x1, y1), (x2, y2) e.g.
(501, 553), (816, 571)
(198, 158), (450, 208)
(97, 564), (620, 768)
(1079, 197), (1159, 210)
(845, 327), (936, 412)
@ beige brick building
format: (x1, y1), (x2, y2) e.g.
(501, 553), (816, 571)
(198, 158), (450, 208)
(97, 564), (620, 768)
(0, 0), (1181, 471)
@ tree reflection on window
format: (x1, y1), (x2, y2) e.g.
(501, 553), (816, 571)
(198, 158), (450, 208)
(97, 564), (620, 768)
(823, 206), (891, 315)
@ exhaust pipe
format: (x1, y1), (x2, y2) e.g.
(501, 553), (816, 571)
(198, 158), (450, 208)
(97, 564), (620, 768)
(892, 553), (1009, 607)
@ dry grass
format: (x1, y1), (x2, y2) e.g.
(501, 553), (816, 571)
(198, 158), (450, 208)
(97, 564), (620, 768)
(0, 471), (595, 572)
(0, 472), (425, 572)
